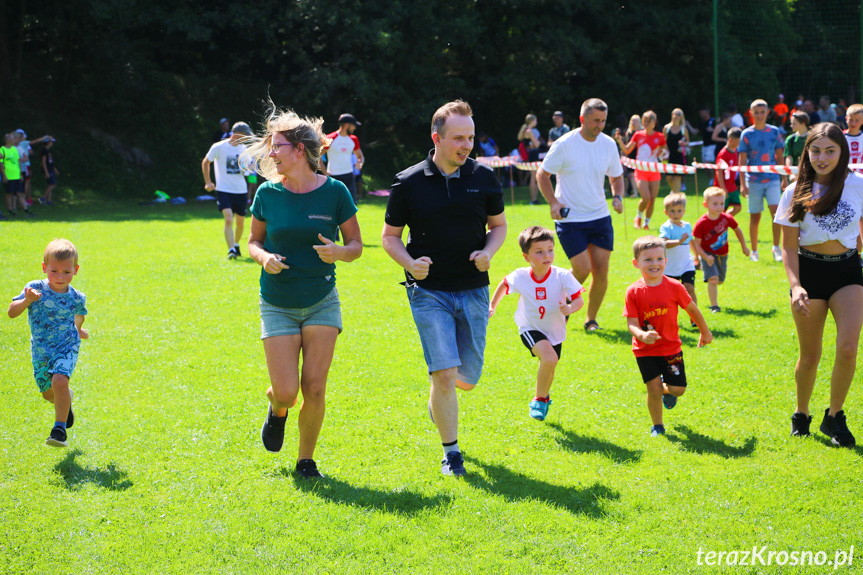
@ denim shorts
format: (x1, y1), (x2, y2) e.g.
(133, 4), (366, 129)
(260, 287), (342, 339)
(747, 180), (781, 213)
(556, 215), (614, 259)
(406, 284), (489, 386)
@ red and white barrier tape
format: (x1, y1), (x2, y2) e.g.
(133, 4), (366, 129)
(620, 156), (696, 174)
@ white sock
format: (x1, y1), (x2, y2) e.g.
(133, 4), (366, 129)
(638, 211), (645, 219)
(443, 440), (460, 456)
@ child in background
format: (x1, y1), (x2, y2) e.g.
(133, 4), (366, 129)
(614, 110), (668, 230)
(844, 104), (863, 169)
(785, 111), (811, 181)
(8, 239), (88, 447)
(715, 127), (742, 216)
(624, 236), (712, 437)
(490, 226), (585, 421)
(692, 187), (751, 313)
(40, 138), (59, 205)
(659, 193), (697, 308)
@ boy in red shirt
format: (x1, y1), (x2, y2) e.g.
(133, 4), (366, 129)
(692, 187), (751, 313)
(624, 236), (712, 437)
(714, 127), (742, 216)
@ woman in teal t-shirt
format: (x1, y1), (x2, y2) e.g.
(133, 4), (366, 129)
(243, 106), (362, 478)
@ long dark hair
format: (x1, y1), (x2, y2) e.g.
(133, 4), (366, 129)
(788, 123), (850, 223)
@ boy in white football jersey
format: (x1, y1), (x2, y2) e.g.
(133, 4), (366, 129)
(489, 226), (585, 421)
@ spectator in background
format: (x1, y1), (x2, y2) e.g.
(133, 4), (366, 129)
(14, 130), (51, 207)
(1, 133), (32, 217)
(517, 114), (542, 204)
(662, 108), (691, 193)
(548, 111), (570, 144)
(476, 131), (503, 183)
(323, 113), (364, 203)
(819, 96), (837, 124)
(213, 118), (231, 143)
(772, 94), (789, 131)
(40, 138), (59, 205)
(785, 111), (811, 180)
(729, 103), (745, 128)
(622, 114), (643, 198)
(712, 112), (732, 150)
(698, 107), (717, 163)
(803, 100), (821, 126)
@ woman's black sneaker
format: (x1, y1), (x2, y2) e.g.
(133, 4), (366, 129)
(820, 409), (856, 447)
(790, 412), (811, 436)
(295, 459), (324, 478)
(260, 405), (286, 453)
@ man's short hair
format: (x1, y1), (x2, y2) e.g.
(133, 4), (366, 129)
(663, 192), (687, 209)
(431, 100), (473, 137)
(518, 226), (555, 254)
(580, 98), (608, 118)
(703, 186), (726, 201)
(632, 236), (665, 259)
(750, 99), (769, 110)
(791, 111), (811, 127)
(847, 104), (863, 117)
(44, 238), (79, 265)
(728, 127), (743, 139)
(231, 122), (252, 136)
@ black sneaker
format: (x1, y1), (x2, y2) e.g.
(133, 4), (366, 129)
(260, 405), (286, 452)
(66, 390), (74, 429)
(441, 450), (466, 477)
(790, 412), (811, 436)
(709, 306), (721, 313)
(227, 247), (238, 260)
(820, 409), (856, 447)
(46, 426), (68, 448)
(234, 244), (242, 258)
(295, 459), (324, 478)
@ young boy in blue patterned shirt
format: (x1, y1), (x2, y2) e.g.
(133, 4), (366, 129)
(8, 239), (88, 447)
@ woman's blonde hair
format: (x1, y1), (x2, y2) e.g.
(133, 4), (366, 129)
(518, 114), (538, 140)
(240, 100), (330, 181)
(627, 114), (643, 134)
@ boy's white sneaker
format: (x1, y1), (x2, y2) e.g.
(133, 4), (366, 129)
(750, 250), (760, 262)
(772, 246), (783, 262)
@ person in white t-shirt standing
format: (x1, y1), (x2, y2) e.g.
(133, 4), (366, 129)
(202, 122), (252, 260)
(323, 113), (364, 202)
(536, 98), (625, 332)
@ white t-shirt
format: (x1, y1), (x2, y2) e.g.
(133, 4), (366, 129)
(206, 139), (247, 194)
(659, 220), (696, 277)
(540, 129), (623, 223)
(503, 266), (585, 346)
(325, 133), (360, 176)
(17, 141), (31, 169)
(845, 131), (863, 170)
(774, 173), (863, 249)
(731, 114), (745, 128)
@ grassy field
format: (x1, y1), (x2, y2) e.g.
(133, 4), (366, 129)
(1, 185), (862, 574)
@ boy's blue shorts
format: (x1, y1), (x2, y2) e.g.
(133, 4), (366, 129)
(32, 350), (78, 392)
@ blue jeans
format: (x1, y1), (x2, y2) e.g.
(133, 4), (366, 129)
(406, 284), (489, 385)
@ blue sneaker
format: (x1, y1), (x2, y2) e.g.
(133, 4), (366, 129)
(441, 451), (466, 477)
(650, 424), (666, 437)
(662, 393), (677, 410)
(528, 397), (552, 421)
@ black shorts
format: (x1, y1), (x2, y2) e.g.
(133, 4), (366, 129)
(666, 270), (696, 286)
(520, 330), (562, 359)
(3, 179), (23, 195)
(636, 352), (687, 387)
(217, 192), (247, 216)
(331, 172), (357, 201)
(798, 248), (863, 301)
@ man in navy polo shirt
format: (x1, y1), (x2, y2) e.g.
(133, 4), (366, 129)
(536, 98), (624, 332)
(382, 100), (507, 478)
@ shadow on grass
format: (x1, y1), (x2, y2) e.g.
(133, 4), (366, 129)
(591, 328), (632, 345)
(547, 422), (642, 464)
(723, 307), (778, 319)
(285, 470), (452, 515)
(53, 449), (133, 491)
(465, 457), (619, 517)
(665, 425), (756, 458)
(812, 434), (863, 456)
(680, 328), (737, 346)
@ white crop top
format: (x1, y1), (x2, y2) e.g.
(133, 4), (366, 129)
(774, 173), (863, 249)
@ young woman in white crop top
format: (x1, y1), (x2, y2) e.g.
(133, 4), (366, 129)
(774, 123), (863, 447)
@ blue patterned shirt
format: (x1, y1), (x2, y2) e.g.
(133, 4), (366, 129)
(13, 279), (87, 359)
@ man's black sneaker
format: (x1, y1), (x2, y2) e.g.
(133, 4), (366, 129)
(46, 426), (68, 448)
(260, 404), (287, 452)
(295, 459), (324, 478)
(441, 450), (466, 477)
(790, 412), (811, 436)
(227, 247), (238, 260)
(820, 409), (856, 447)
(234, 245), (242, 258)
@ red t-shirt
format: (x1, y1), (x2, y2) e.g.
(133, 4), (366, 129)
(693, 212), (739, 256)
(713, 145), (738, 192)
(623, 277), (692, 357)
(631, 130), (667, 163)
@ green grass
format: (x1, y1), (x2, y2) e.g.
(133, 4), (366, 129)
(2, 186), (862, 574)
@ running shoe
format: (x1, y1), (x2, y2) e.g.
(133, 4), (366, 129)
(820, 409), (856, 447)
(227, 247), (238, 260)
(529, 397), (552, 421)
(772, 246), (783, 262)
(649, 424), (666, 437)
(662, 393), (677, 410)
(750, 250), (759, 262)
(295, 459), (325, 478)
(46, 426), (69, 448)
(709, 306), (721, 313)
(790, 412), (811, 436)
(260, 404), (287, 452)
(633, 216), (642, 229)
(441, 451), (466, 477)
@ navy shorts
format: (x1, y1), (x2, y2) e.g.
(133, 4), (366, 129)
(636, 352), (687, 387)
(520, 330), (562, 359)
(217, 192), (247, 216)
(46, 171), (57, 185)
(556, 215), (614, 259)
(3, 179), (23, 195)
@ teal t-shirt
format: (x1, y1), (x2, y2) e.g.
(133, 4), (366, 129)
(251, 177), (357, 308)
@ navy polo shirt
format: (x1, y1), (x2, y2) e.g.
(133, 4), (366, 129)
(385, 151), (505, 292)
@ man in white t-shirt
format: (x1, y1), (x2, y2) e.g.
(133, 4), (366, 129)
(536, 98), (624, 331)
(202, 122), (252, 260)
(323, 113), (364, 202)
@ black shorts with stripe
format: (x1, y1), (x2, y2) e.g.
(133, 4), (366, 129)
(520, 330), (562, 359)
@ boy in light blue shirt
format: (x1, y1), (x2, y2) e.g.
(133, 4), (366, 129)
(659, 193), (697, 311)
(8, 239), (88, 447)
